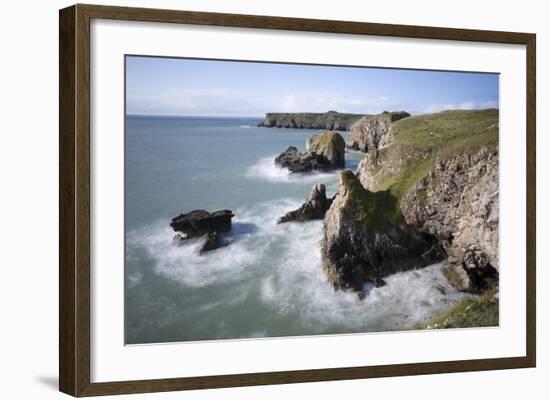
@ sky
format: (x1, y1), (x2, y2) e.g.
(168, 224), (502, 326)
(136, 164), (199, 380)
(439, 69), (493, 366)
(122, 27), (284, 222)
(126, 56), (499, 117)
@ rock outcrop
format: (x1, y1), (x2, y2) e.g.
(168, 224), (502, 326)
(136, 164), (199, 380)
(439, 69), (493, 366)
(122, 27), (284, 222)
(170, 209), (234, 253)
(307, 131), (346, 168)
(321, 170), (444, 293)
(275, 132), (346, 173)
(347, 111), (410, 152)
(275, 146), (335, 173)
(278, 184), (333, 224)
(258, 111), (365, 130)
(400, 146), (499, 293)
(197, 232), (222, 255)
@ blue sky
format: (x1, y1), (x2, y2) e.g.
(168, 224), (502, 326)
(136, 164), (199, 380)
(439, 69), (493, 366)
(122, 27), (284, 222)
(126, 56), (499, 117)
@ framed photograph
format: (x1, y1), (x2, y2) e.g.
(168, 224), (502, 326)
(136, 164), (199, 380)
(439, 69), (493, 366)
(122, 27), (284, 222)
(59, 4), (536, 397)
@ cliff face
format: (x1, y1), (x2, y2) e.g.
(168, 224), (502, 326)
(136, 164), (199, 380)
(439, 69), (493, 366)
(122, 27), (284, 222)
(400, 146), (499, 292)
(321, 170), (443, 293)
(325, 109), (499, 294)
(347, 111), (410, 152)
(258, 111), (365, 130)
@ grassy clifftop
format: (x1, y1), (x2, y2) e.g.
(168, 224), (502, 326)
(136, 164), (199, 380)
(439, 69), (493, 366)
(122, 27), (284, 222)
(359, 109), (499, 201)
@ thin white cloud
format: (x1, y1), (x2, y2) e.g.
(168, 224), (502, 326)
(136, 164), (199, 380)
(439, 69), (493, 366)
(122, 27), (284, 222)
(127, 89), (397, 116)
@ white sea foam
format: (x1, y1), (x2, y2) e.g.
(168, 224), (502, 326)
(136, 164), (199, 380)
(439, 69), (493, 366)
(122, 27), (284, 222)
(245, 156), (340, 184)
(127, 198), (468, 336)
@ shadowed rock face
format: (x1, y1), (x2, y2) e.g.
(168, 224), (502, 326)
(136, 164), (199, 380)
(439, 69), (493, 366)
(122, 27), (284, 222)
(321, 170), (444, 292)
(275, 132), (346, 173)
(278, 184), (333, 224)
(170, 209), (234, 238)
(347, 111), (410, 152)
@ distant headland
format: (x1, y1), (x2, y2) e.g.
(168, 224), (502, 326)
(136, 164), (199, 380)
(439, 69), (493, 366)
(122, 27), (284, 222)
(257, 111), (367, 131)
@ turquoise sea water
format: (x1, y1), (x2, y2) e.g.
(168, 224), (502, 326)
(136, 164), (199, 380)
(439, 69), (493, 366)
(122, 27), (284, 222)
(125, 115), (465, 344)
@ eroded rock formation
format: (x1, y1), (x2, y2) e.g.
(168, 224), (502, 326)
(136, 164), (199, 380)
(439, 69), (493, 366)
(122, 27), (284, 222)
(278, 184), (333, 224)
(321, 170), (444, 293)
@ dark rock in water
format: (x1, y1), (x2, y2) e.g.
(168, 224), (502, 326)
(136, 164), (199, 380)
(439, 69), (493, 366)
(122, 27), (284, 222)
(197, 232), (222, 254)
(170, 209), (234, 238)
(321, 170), (444, 292)
(278, 184), (333, 224)
(274, 132), (346, 173)
(274, 146), (333, 173)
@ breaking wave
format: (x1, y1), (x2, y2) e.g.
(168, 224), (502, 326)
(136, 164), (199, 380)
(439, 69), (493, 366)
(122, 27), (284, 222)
(126, 198), (468, 341)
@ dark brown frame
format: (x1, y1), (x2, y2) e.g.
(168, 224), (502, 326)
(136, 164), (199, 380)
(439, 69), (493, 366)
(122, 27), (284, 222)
(59, 3), (536, 397)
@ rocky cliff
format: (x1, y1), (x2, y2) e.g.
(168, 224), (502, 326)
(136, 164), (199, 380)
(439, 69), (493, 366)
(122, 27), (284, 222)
(324, 109), (499, 294)
(347, 111), (410, 152)
(321, 170), (443, 293)
(258, 111), (365, 130)
(401, 145), (499, 292)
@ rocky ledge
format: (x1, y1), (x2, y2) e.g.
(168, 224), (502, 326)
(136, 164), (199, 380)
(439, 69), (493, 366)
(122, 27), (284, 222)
(170, 209), (234, 254)
(321, 170), (444, 294)
(258, 111), (365, 130)
(278, 184), (333, 224)
(346, 111), (410, 152)
(275, 131), (345, 173)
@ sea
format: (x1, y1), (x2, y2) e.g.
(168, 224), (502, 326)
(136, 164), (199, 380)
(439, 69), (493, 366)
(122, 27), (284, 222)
(125, 115), (466, 344)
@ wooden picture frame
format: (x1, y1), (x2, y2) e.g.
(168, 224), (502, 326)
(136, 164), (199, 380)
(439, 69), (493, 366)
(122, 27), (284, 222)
(59, 3), (536, 397)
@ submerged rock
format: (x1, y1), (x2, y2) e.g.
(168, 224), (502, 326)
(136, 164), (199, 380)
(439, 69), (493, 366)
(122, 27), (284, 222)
(275, 131), (346, 173)
(321, 170), (443, 292)
(347, 111), (410, 152)
(278, 184), (333, 224)
(170, 209), (234, 238)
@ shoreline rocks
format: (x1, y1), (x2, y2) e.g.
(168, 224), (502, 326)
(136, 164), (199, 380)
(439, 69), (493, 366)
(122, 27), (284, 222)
(275, 131), (346, 173)
(321, 170), (444, 292)
(278, 184), (333, 224)
(347, 111), (410, 152)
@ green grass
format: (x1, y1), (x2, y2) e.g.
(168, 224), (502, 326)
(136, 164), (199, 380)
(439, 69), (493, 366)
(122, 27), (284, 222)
(369, 109), (498, 201)
(416, 288), (499, 329)
(340, 170), (401, 232)
(394, 109), (498, 154)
